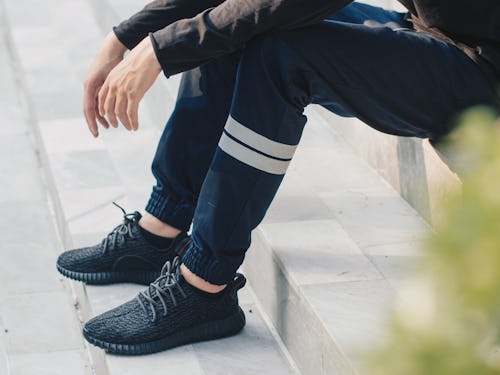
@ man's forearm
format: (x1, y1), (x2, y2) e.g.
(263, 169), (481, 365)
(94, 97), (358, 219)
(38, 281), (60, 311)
(114, 0), (225, 50)
(150, 0), (354, 77)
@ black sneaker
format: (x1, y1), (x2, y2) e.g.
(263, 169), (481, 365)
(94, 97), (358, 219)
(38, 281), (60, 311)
(56, 203), (191, 285)
(83, 257), (246, 355)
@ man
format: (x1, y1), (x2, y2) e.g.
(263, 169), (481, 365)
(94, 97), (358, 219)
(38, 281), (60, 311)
(57, 0), (499, 355)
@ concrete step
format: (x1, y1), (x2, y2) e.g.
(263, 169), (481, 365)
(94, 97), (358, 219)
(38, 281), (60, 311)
(315, 108), (462, 225)
(2, 0), (300, 374)
(0, 1), (93, 373)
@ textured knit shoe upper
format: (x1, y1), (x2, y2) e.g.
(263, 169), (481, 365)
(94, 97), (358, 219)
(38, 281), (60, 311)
(56, 204), (190, 284)
(83, 257), (246, 354)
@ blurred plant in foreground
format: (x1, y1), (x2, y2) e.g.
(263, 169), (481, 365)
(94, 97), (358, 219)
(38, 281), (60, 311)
(370, 107), (500, 375)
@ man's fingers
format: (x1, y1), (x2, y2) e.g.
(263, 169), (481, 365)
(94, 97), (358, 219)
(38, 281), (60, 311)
(98, 84), (109, 119)
(91, 83), (109, 129)
(115, 93), (131, 130)
(127, 97), (139, 131)
(95, 106), (110, 129)
(83, 105), (99, 138)
(103, 90), (119, 128)
(83, 89), (99, 137)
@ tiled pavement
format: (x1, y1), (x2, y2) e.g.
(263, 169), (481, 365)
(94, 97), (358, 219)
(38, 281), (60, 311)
(0, 3), (92, 374)
(1, 0), (454, 374)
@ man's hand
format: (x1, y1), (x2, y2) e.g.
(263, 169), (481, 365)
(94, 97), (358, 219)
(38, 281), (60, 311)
(98, 37), (162, 132)
(83, 32), (127, 138)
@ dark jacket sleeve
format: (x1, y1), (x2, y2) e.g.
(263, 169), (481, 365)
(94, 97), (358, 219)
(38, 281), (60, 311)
(150, 0), (353, 77)
(113, 0), (225, 50)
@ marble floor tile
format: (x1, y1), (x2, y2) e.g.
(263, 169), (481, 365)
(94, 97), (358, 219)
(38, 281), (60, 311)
(12, 26), (63, 49)
(0, 106), (26, 136)
(49, 150), (121, 190)
(290, 144), (389, 195)
(39, 118), (104, 153)
(24, 68), (79, 96)
(34, 93), (84, 121)
(319, 187), (429, 248)
(364, 241), (424, 293)
(15, 45), (69, 72)
(0, 318), (7, 375)
(58, 187), (125, 221)
(264, 170), (336, 224)
(0, 134), (45, 202)
(194, 304), (297, 375)
(106, 345), (204, 375)
(0, 200), (57, 245)
(69, 200), (145, 231)
(302, 280), (395, 369)
(261, 220), (382, 286)
(8, 350), (91, 375)
(68, 201), (128, 235)
(0, 243), (61, 298)
(1, 292), (83, 354)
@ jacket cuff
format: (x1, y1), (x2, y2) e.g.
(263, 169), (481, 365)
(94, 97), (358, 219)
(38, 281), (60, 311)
(149, 32), (172, 78)
(113, 24), (144, 51)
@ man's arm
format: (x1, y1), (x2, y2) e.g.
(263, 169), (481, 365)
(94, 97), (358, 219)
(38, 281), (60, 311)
(113, 0), (225, 50)
(150, 0), (354, 77)
(85, 0), (228, 136)
(95, 0), (354, 134)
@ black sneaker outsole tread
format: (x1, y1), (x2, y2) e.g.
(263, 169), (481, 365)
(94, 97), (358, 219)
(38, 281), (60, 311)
(57, 263), (160, 285)
(83, 307), (246, 355)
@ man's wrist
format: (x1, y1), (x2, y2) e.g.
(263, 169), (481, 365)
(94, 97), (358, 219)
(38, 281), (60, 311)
(144, 35), (162, 73)
(106, 31), (128, 56)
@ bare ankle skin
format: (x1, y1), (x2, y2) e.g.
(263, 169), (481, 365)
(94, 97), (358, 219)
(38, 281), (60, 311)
(180, 264), (227, 293)
(139, 212), (182, 238)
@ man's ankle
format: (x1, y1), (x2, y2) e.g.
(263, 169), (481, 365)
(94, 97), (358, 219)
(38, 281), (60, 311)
(139, 212), (182, 238)
(180, 264), (227, 293)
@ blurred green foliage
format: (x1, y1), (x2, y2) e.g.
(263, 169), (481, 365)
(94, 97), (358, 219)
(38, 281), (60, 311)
(370, 107), (500, 375)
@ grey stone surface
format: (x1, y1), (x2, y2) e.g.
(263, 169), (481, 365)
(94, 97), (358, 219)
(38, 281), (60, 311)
(364, 241), (423, 293)
(319, 187), (428, 248)
(194, 304), (296, 375)
(244, 231), (356, 375)
(1, 292), (83, 354)
(0, 318), (7, 375)
(0, 2), (92, 372)
(0, 243), (61, 298)
(0, 200), (56, 245)
(106, 346), (204, 375)
(261, 220), (382, 286)
(50, 150), (122, 190)
(0, 134), (45, 202)
(303, 280), (395, 371)
(315, 106), (461, 223)
(8, 350), (92, 375)
(34, 92), (85, 121)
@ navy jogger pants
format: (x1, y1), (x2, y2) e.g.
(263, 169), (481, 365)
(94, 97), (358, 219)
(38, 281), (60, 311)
(145, 3), (498, 284)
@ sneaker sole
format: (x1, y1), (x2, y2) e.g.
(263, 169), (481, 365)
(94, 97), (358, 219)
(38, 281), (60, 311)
(83, 307), (246, 355)
(56, 264), (159, 285)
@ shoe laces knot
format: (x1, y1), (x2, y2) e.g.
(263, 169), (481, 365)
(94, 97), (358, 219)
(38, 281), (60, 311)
(137, 257), (186, 322)
(101, 202), (138, 254)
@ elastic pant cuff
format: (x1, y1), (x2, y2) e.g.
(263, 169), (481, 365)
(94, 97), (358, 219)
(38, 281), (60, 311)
(145, 190), (194, 232)
(182, 243), (241, 285)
